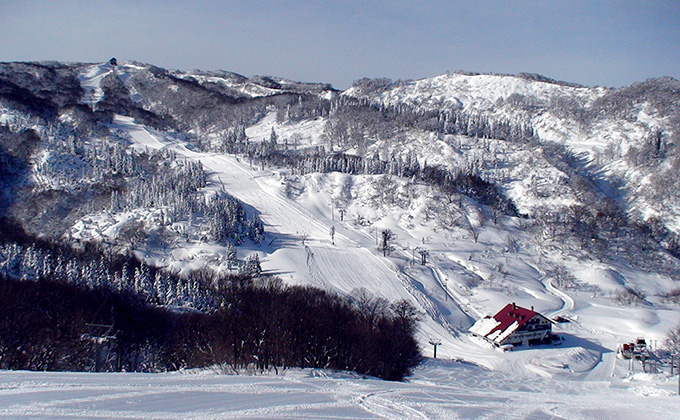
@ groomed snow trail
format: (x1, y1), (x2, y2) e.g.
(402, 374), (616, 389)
(78, 63), (114, 107)
(112, 115), (428, 306)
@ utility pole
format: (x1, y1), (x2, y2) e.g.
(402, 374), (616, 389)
(674, 352), (680, 396)
(671, 354), (675, 376)
(429, 338), (441, 359)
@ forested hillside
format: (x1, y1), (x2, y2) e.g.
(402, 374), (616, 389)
(1, 60), (680, 379)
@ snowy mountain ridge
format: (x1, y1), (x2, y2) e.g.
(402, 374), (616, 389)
(346, 71), (680, 235)
(344, 71), (604, 113)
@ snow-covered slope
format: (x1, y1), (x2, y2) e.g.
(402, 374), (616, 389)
(79, 113), (678, 382)
(2, 360), (679, 419)
(78, 62), (114, 107)
(174, 70), (335, 99)
(113, 60), (336, 101)
(344, 72), (602, 114)
(345, 72), (680, 234)
(2, 61), (680, 413)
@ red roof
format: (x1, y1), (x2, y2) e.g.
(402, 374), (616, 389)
(490, 303), (539, 333)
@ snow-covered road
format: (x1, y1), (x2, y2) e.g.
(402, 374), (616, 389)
(543, 276), (576, 319)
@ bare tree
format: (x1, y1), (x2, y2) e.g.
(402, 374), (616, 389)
(666, 321), (680, 355)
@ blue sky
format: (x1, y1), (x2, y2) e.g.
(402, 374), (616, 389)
(1, 1), (678, 89)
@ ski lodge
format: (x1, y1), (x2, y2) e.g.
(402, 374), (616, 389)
(469, 303), (553, 348)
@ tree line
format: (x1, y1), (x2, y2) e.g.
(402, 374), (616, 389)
(0, 222), (422, 381)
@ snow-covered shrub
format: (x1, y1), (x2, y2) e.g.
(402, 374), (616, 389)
(613, 287), (647, 306)
(660, 288), (680, 304)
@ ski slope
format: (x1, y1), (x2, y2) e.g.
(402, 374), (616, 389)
(107, 113), (680, 380)
(4, 61), (680, 419)
(78, 63), (114, 107)
(112, 114), (461, 348)
(2, 360), (679, 420)
(113, 116), (413, 295)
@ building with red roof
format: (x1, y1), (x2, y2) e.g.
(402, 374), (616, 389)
(469, 303), (553, 347)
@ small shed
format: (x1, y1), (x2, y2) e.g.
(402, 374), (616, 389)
(469, 303), (553, 347)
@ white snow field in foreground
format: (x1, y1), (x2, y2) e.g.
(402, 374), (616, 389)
(1, 359), (679, 420)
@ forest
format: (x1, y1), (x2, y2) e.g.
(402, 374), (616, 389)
(0, 220), (421, 381)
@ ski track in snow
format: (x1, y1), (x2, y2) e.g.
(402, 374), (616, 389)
(112, 115), (412, 301)
(2, 364), (679, 420)
(431, 264), (482, 321)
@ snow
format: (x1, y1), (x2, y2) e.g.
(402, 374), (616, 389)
(344, 71), (680, 233)
(343, 73), (602, 122)
(245, 111), (326, 147)
(94, 114), (680, 360)
(78, 63), (114, 107)
(468, 316), (500, 337)
(489, 320), (519, 343)
(2, 359), (679, 419)
(42, 74), (680, 417)
(175, 72), (280, 98)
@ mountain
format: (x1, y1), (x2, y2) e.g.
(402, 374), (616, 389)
(344, 72), (680, 232)
(1, 60), (680, 384)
